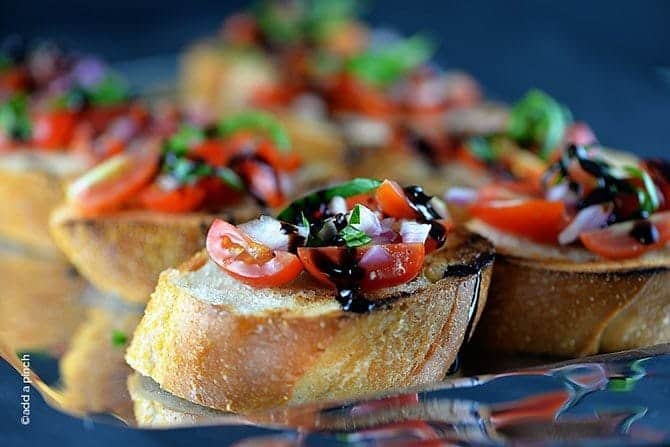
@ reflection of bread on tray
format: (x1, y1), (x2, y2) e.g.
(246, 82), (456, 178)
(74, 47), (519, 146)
(0, 239), (86, 354)
(126, 232), (493, 414)
(59, 295), (143, 422)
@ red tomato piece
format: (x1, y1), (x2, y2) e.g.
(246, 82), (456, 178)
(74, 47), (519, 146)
(32, 110), (77, 149)
(67, 142), (159, 216)
(469, 199), (568, 244)
(236, 158), (284, 208)
(375, 179), (417, 219)
(206, 219), (303, 287)
(579, 212), (670, 260)
(138, 183), (206, 213)
(297, 243), (425, 291)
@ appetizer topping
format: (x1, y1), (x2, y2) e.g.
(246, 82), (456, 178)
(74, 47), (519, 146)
(66, 111), (299, 216)
(207, 179), (453, 312)
(451, 143), (670, 259)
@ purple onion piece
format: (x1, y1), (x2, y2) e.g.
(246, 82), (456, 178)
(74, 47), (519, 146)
(558, 204), (612, 245)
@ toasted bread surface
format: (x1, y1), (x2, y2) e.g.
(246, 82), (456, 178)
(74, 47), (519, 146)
(126, 234), (493, 413)
(467, 221), (670, 356)
(49, 205), (260, 303)
(0, 241), (86, 353)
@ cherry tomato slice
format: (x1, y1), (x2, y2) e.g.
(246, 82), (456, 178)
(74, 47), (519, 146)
(579, 212), (670, 260)
(375, 179), (417, 219)
(236, 158), (284, 208)
(206, 219), (303, 287)
(469, 199), (567, 244)
(32, 110), (77, 149)
(297, 243), (425, 291)
(67, 142), (159, 216)
(138, 183), (206, 213)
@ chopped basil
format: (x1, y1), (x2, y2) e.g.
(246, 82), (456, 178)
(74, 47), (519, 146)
(507, 89), (573, 160)
(86, 73), (130, 106)
(466, 136), (496, 163)
(111, 330), (128, 348)
(163, 125), (205, 156)
(0, 94), (31, 141)
(218, 111), (291, 152)
(623, 165), (660, 214)
(278, 178), (382, 223)
(339, 224), (371, 247)
(345, 35), (434, 88)
(216, 166), (245, 191)
(349, 204), (361, 224)
(253, 0), (304, 44)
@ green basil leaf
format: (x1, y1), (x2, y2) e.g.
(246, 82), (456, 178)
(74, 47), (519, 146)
(86, 73), (130, 106)
(623, 165), (660, 214)
(466, 136), (496, 162)
(346, 35), (434, 88)
(164, 125), (205, 156)
(0, 94), (31, 141)
(217, 111), (291, 152)
(339, 225), (371, 247)
(216, 166), (245, 191)
(507, 89), (573, 160)
(277, 178), (382, 223)
(163, 156), (213, 185)
(349, 204), (361, 225)
(111, 330), (128, 348)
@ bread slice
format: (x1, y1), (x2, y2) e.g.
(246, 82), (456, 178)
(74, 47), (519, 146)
(467, 220), (670, 357)
(0, 152), (87, 253)
(49, 202), (260, 304)
(0, 239), (86, 354)
(59, 299), (143, 422)
(125, 233), (494, 413)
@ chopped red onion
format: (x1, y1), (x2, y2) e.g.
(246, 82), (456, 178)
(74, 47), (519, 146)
(329, 195), (348, 215)
(156, 174), (180, 192)
(558, 204), (612, 245)
(351, 205), (383, 237)
(400, 221), (431, 244)
(444, 187), (478, 206)
(239, 216), (289, 250)
(359, 245), (392, 269)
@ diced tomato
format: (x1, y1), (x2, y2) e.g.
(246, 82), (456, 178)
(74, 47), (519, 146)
(375, 179), (416, 219)
(198, 177), (243, 210)
(256, 140), (301, 171)
(424, 219), (455, 253)
(469, 199), (568, 244)
(297, 243), (425, 291)
(67, 143), (159, 216)
(138, 183), (206, 213)
(345, 193), (377, 210)
(328, 74), (395, 117)
(236, 158), (284, 208)
(0, 68), (29, 92)
(80, 105), (129, 134)
(206, 219), (303, 287)
(191, 139), (230, 167)
(579, 212), (670, 260)
(32, 110), (77, 149)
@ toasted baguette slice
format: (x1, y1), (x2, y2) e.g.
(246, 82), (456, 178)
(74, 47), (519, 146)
(49, 203), (260, 304)
(126, 233), (493, 413)
(0, 152), (87, 253)
(467, 220), (670, 357)
(59, 300), (143, 422)
(0, 239), (86, 354)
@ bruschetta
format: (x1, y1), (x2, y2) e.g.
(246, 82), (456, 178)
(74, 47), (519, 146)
(449, 144), (670, 356)
(125, 178), (493, 413)
(50, 111), (345, 303)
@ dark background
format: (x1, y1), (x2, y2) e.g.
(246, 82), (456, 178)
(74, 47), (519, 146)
(1, 1), (669, 445)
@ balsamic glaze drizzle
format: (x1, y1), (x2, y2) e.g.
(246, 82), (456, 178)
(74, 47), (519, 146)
(629, 220), (660, 245)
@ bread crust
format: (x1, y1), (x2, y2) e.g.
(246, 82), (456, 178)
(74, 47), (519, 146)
(472, 256), (670, 357)
(49, 205), (263, 303)
(126, 235), (493, 413)
(0, 242), (86, 353)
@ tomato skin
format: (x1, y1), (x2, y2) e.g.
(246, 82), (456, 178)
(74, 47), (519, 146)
(32, 110), (77, 149)
(236, 158), (284, 208)
(329, 74), (395, 117)
(579, 212), (670, 260)
(138, 183), (206, 213)
(297, 243), (425, 291)
(469, 199), (567, 244)
(375, 179), (416, 219)
(424, 219), (455, 253)
(68, 143), (159, 217)
(206, 219), (303, 287)
(199, 177), (243, 210)
(191, 139), (230, 166)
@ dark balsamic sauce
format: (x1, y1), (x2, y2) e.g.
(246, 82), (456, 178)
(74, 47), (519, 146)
(629, 220), (660, 245)
(279, 221), (306, 253)
(310, 248), (378, 313)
